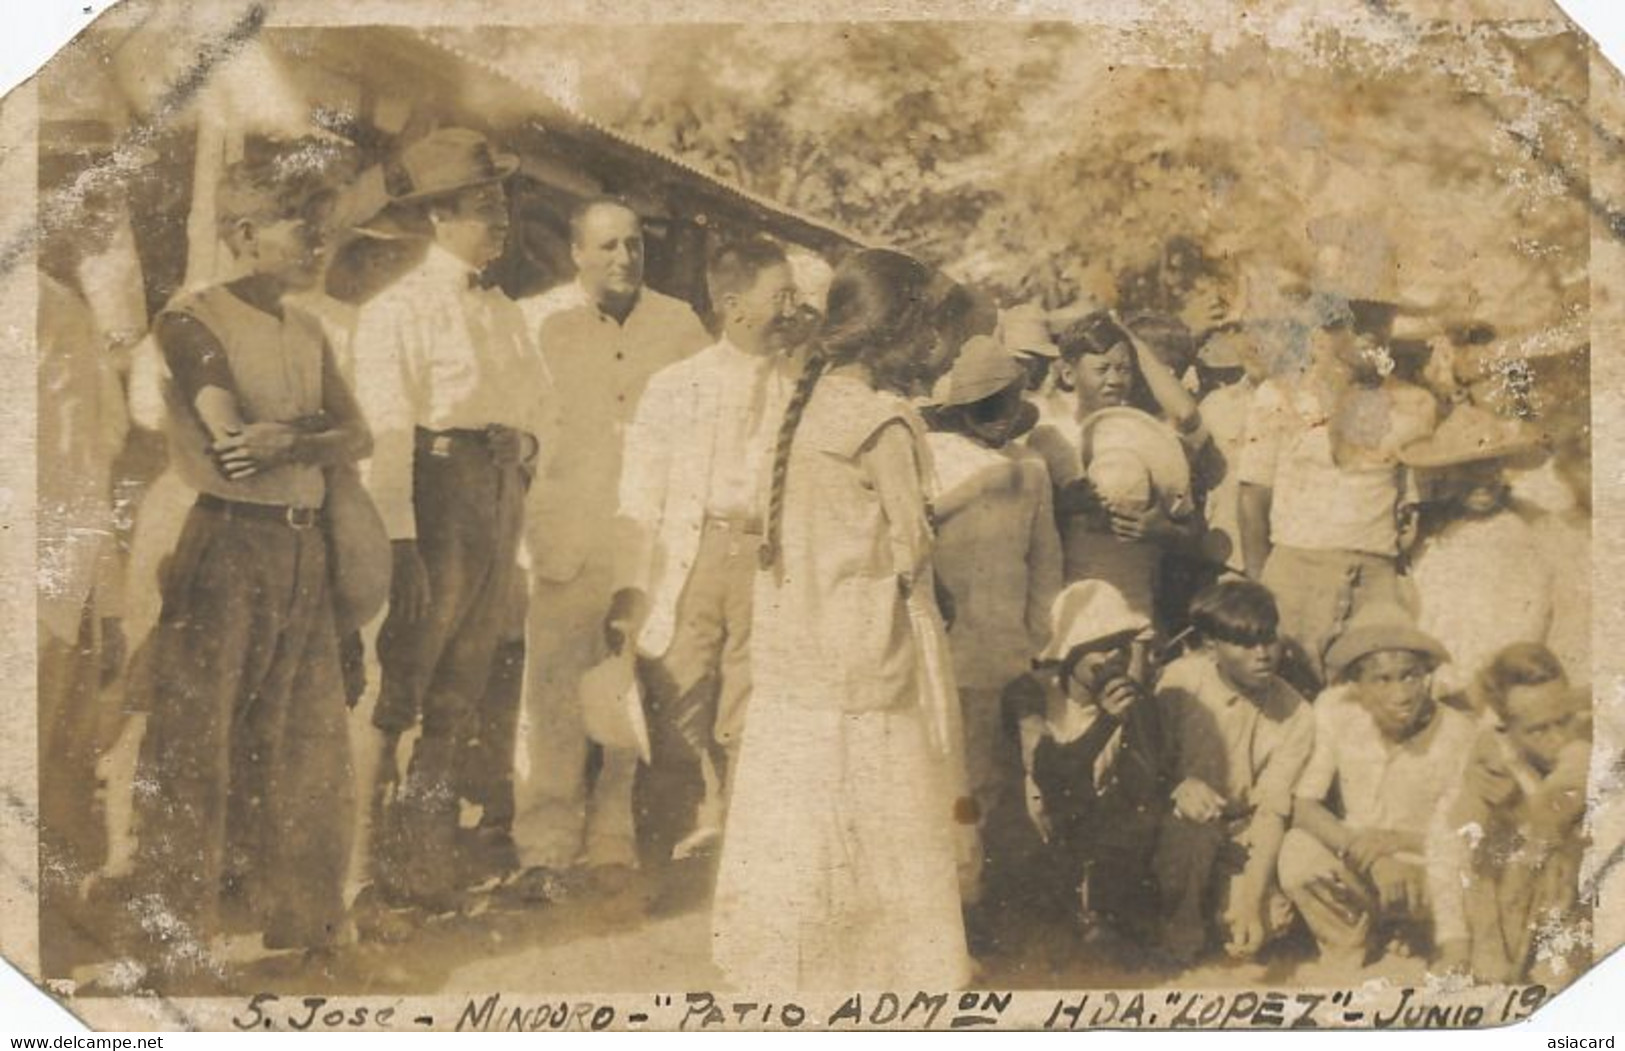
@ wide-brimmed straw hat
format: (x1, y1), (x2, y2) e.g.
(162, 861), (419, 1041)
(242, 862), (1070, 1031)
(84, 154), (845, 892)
(1323, 601), (1450, 683)
(1080, 407), (1192, 511)
(1398, 403), (1542, 470)
(579, 652), (652, 763)
(999, 303), (1059, 359)
(385, 127), (519, 204)
(1038, 580), (1150, 663)
(930, 334), (1027, 407)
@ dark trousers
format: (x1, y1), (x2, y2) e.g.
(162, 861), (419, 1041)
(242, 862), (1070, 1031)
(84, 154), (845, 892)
(132, 504), (354, 958)
(372, 430), (527, 904)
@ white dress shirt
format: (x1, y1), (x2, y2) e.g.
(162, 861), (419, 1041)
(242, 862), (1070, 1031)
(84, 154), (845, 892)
(705, 337), (793, 519)
(351, 244), (551, 539)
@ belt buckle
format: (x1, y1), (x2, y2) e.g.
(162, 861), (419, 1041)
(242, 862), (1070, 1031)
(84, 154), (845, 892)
(287, 506), (317, 529)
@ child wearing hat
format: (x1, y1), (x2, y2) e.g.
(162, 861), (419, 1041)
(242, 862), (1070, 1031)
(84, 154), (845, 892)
(1430, 643), (1592, 985)
(996, 302), (1061, 393)
(927, 336), (1063, 901)
(1400, 403), (1553, 700)
(1153, 578), (1311, 964)
(986, 581), (1166, 949)
(1280, 602), (1475, 972)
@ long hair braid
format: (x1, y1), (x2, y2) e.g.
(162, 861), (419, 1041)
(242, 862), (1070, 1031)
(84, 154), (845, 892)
(759, 353), (826, 572)
(759, 247), (935, 572)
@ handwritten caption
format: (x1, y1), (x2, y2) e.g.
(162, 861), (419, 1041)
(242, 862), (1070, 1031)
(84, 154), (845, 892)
(227, 984), (1549, 1032)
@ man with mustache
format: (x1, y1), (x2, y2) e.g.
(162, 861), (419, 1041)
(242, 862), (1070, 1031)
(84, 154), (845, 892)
(613, 236), (811, 866)
(515, 198), (710, 874)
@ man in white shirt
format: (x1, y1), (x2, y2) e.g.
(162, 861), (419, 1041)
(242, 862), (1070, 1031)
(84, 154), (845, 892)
(1279, 602), (1473, 971)
(514, 198), (711, 871)
(1236, 298), (1436, 688)
(351, 128), (551, 912)
(614, 236), (808, 865)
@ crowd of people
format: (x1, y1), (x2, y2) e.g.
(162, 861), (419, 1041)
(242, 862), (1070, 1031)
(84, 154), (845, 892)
(36, 124), (1595, 993)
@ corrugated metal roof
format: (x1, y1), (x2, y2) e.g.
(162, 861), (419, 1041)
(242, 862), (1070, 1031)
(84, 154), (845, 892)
(386, 27), (871, 253)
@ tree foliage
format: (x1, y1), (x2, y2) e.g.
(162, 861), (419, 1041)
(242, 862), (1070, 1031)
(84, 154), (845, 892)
(446, 18), (1589, 340)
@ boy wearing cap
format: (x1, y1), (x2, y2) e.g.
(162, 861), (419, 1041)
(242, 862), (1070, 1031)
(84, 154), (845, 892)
(1401, 404), (1553, 700)
(1429, 643), (1591, 984)
(1153, 579), (1312, 964)
(1280, 603), (1474, 971)
(131, 139), (371, 970)
(990, 581), (1165, 945)
(926, 336), (1063, 894)
(351, 128), (552, 912)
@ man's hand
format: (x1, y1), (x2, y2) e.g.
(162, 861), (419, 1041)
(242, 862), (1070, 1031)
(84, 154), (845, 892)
(603, 587), (649, 654)
(1344, 828), (1407, 872)
(1466, 755), (1521, 809)
(1055, 478), (1104, 518)
(211, 422), (301, 479)
(1369, 855), (1420, 915)
(1172, 778), (1226, 824)
(390, 540), (432, 623)
(1108, 502), (1172, 543)
(1222, 896), (1268, 959)
(488, 426), (539, 470)
(1098, 676), (1142, 720)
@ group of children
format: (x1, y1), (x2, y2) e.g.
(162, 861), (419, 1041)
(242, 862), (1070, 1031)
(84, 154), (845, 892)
(919, 295), (1593, 983)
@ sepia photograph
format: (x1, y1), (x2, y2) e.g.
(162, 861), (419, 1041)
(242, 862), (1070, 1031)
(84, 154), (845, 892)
(5, 0), (1624, 1031)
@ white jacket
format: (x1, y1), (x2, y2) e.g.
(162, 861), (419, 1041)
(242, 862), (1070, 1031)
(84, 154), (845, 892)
(616, 340), (796, 657)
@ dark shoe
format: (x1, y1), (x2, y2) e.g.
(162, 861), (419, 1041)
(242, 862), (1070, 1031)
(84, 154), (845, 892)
(459, 826), (521, 887)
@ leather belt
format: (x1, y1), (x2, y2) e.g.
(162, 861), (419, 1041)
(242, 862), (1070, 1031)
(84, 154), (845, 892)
(197, 493), (321, 529)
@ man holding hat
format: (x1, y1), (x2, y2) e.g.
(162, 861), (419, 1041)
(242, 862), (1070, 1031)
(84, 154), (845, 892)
(1237, 296), (1437, 688)
(1280, 601), (1474, 971)
(351, 127), (551, 913)
(514, 197), (710, 872)
(611, 235), (808, 866)
(926, 335), (1063, 896)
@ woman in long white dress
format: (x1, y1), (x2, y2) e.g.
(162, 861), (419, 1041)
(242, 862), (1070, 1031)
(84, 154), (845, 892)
(711, 249), (972, 991)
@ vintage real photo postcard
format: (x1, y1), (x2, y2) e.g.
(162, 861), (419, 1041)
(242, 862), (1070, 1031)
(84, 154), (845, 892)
(2, 0), (1623, 1032)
